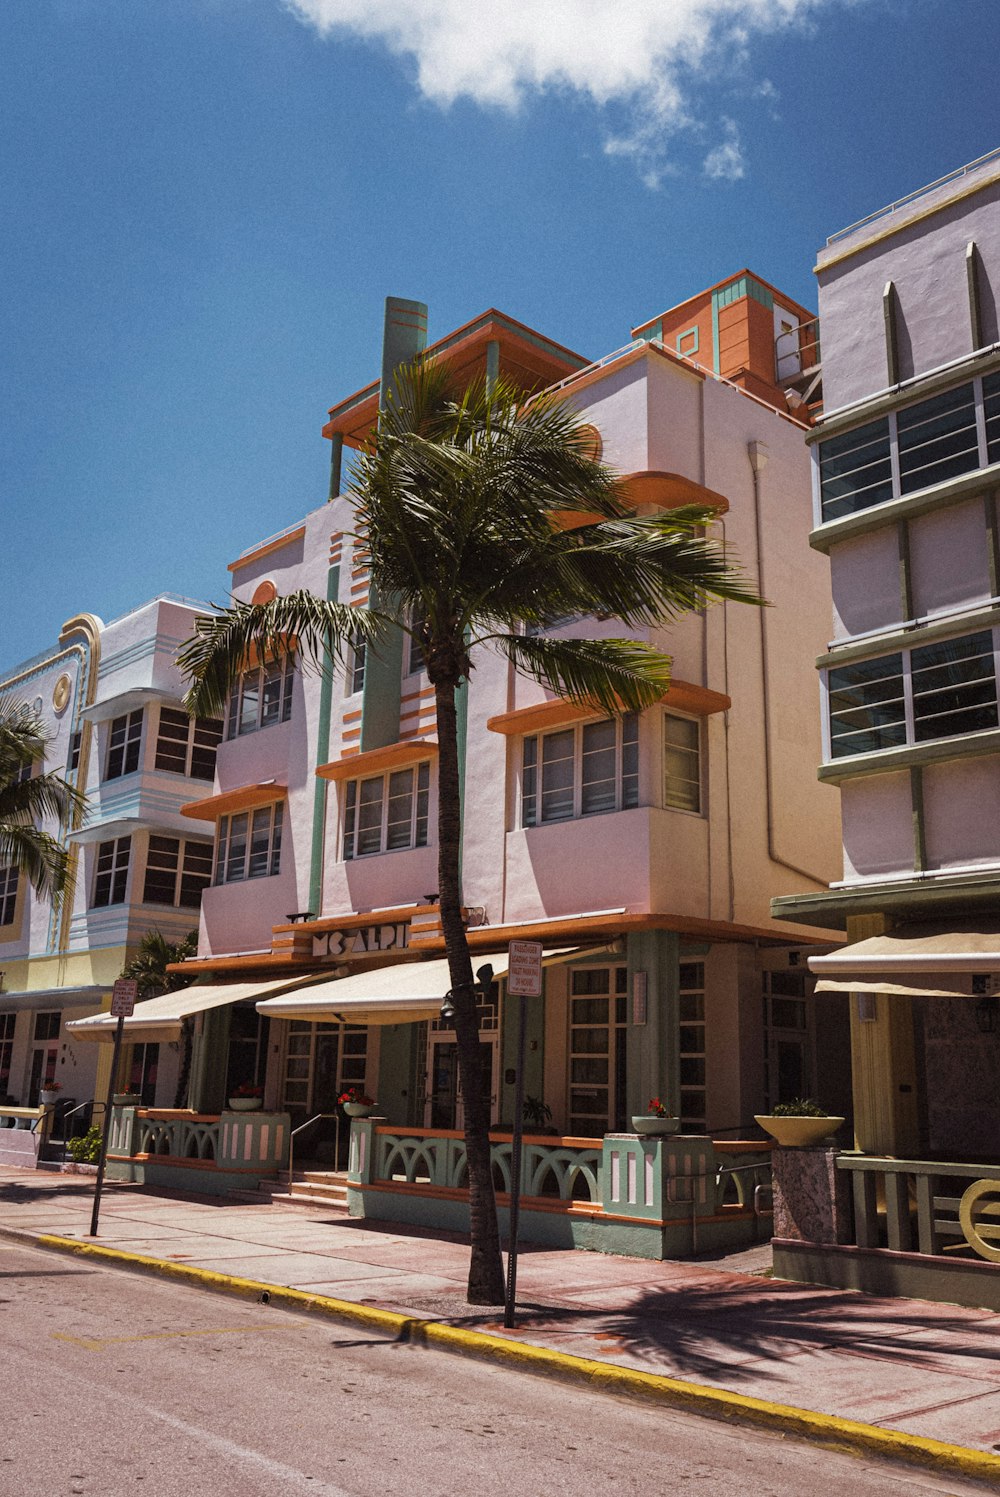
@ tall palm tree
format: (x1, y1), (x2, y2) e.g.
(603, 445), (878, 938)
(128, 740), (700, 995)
(179, 364), (760, 1303)
(0, 696), (87, 902)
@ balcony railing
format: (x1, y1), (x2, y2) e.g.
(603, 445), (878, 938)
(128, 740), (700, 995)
(838, 1153), (1000, 1260)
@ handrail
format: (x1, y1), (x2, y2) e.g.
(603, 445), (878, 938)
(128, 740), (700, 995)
(60, 1099), (105, 1165)
(826, 147), (1000, 245)
(288, 1112), (341, 1192)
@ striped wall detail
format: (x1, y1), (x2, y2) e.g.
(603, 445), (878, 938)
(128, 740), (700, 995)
(399, 685), (436, 739)
(329, 532), (344, 566)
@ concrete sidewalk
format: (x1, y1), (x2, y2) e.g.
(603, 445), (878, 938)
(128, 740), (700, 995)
(3, 1168), (1000, 1474)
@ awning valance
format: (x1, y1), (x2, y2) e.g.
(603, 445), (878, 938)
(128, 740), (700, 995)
(256, 947), (588, 1026)
(809, 922), (1000, 998)
(66, 974), (314, 1043)
(0, 985), (108, 1015)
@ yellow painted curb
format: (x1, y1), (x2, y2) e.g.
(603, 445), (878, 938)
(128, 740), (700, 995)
(31, 1233), (1000, 1488)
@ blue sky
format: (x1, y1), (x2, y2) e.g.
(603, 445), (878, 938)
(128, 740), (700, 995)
(2, 0), (998, 670)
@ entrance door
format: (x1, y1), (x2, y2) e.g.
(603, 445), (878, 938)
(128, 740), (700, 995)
(28, 1011), (60, 1105)
(425, 1034), (497, 1131)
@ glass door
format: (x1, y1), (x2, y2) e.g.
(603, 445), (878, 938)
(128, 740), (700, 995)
(28, 1011), (60, 1104)
(280, 1020), (368, 1166)
(424, 1034), (497, 1131)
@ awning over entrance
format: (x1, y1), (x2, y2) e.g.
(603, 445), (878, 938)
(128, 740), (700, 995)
(66, 975), (315, 1044)
(256, 947), (587, 1026)
(809, 922), (1000, 997)
(0, 985), (108, 1014)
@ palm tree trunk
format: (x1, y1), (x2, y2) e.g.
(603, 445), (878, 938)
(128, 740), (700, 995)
(434, 678), (506, 1305)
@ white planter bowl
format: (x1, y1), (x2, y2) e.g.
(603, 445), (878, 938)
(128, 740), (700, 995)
(228, 1097), (263, 1112)
(343, 1102), (375, 1118)
(631, 1115), (680, 1136)
(754, 1114), (844, 1147)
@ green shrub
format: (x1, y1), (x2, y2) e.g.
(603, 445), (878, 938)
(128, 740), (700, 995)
(770, 1098), (827, 1118)
(66, 1126), (103, 1164)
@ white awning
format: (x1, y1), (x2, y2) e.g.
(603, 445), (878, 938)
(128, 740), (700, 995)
(256, 947), (590, 1026)
(810, 923), (1000, 998)
(66, 974), (315, 1044)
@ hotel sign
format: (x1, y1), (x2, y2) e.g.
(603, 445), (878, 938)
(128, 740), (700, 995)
(312, 922), (410, 962)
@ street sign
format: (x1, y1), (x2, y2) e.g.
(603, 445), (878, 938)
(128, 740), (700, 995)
(507, 940), (543, 998)
(111, 979), (138, 1017)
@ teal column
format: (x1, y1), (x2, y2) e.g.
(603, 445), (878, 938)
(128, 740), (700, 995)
(359, 581), (404, 752)
(485, 338), (500, 394)
(309, 564), (340, 916)
(626, 931), (679, 1121)
(189, 1008), (232, 1113)
(379, 297), (428, 409)
(327, 433), (344, 502)
(499, 988), (544, 1128)
(375, 1024), (424, 1128)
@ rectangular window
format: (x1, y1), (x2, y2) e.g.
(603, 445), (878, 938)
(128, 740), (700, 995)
(406, 610), (426, 676)
(664, 714), (701, 812)
(678, 961), (706, 1131)
(350, 642), (367, 696)
(0, 866), (18, 925)
(93, 837), (131, 907)
(343, 762), (430, 860)
(34, 1011), (60, 1042)
(106, 710), (143, 779)
(911, 631), (998, 741)
(828, 654), (906, 758)
(225, 656), (294, 739)
(818, 418), (892, 522)
(154, 707), (222, 780)
(143, 836), (213, 908)
(68, 730), (82, 774)
(521, 714), (639, 827)
(827, 629), (999, 760)
(897, 382), (980, 495)
(214, 804), (283, 884)
(818, 376), (1000, 526)
(568, 965), (628, 1137)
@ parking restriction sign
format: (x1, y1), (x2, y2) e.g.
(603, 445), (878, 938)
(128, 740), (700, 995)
(110, 979), (138, 1017)
(507, 940), (543, 998)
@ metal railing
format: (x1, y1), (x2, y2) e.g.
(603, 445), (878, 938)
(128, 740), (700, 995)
(826, 148), (1000, 246)
(288, 1112), (341, 1193)
(60, 1100), (104, 1165)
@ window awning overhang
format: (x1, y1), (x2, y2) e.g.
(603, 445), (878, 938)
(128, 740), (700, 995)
(255, 947), (597, 1026)
(80, 688), (183, 724)
(809, 922), (1000, 998)
(180, 781), (286, 821)
(66, 974), (315, 1043)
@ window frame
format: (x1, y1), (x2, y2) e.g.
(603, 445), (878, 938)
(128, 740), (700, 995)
(92, 836), (132, 908)
(105, 710), (143, 780)
(0, 865), (19, 926)
(816, 371), (1000, 526)
(521, 713), (639, 828)
(214, 803), (284, 885)
(824, 626), (1000, 761)
(342, 761), (431, 861)
(154, 706), (223, 780)
(142, 834), (214, 908)
(224, 655), (295, 739)
(663, 711), (702, 814)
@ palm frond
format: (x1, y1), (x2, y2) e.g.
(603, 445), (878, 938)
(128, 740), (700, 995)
(0, 823), (71, 899)
(0, 768), (88, 830)
(178, 594), (390, 717)
(492, 634), (675, 717)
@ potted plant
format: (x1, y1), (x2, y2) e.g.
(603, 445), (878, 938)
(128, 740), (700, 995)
(754, 1098), (844, 1148)
(227, 1082), (264, 1112)
(522, 1095), (555, 1134)
(113, 1088), (142, 1107)
(338, 1086), (376, 1118)
(39, 1080), (62, 1106)
(631, 1098), (680, 1136)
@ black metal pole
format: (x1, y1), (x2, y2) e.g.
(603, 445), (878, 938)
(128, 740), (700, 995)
(504, 993), (527, 1329)
(90, 1015), (124, 1237)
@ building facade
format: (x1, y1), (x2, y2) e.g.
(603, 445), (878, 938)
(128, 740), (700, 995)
(141, 282), (845, 1170)
(0, 595), (221, 1122)
(772, 149), (1000, 1307)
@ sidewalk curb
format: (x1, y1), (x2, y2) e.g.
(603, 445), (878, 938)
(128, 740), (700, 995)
(20, 1229), (1000, 1489)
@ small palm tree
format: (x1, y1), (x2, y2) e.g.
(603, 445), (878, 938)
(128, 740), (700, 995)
(179, 364), (760, 1303)
(0, 696), (87, 902)
(120, 929), (199, 1107)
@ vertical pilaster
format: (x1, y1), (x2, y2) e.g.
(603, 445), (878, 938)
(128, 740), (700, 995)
(309, 563), (340, 916)
(627, 930), (679, 1123)
(846, 912), (919, 1156)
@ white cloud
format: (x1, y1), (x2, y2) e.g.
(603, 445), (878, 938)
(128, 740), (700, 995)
(703, 121), (745, 180)
(283, 0), (841, 183)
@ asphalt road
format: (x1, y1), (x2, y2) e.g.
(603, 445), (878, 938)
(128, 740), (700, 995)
(0, 1239), (988, 1497)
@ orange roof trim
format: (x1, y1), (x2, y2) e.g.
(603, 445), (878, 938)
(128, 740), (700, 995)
(317, 738), (439, 782)
(487, 680), (730, 737)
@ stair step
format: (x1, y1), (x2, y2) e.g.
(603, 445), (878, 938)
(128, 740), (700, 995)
(269, 1189), (349, 1212)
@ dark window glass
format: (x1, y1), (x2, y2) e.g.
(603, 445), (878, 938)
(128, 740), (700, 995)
(828, 654), (906, 758)
(897, 382), (979, 495)
(34, 1011), (60, 1042)
(521, 736), (538, 827)
(179, 841), (213, 907)
(106, 711), (143, 779)
(143, 835), (180, 904)
(190, 717), (222, 780)
(540, 728), (575, 822)
(68, 731), (82, 773)
(0, 866), (18, 925)
(818, 418), (892, 521)
(911, 631), (998, 742)
(215, 806), (281, 884)
(983, 371), (1000, 467)
(93, 837), (131, 906)
(351, 643), (366, 696)
(154, 708), (190, 774)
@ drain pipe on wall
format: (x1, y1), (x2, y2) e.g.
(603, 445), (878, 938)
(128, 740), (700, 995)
(747, 439), (829, 888)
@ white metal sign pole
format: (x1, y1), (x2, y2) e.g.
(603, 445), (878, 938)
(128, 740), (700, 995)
(90, 979), (137, 1237)
(504, 941), (543, 1329)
